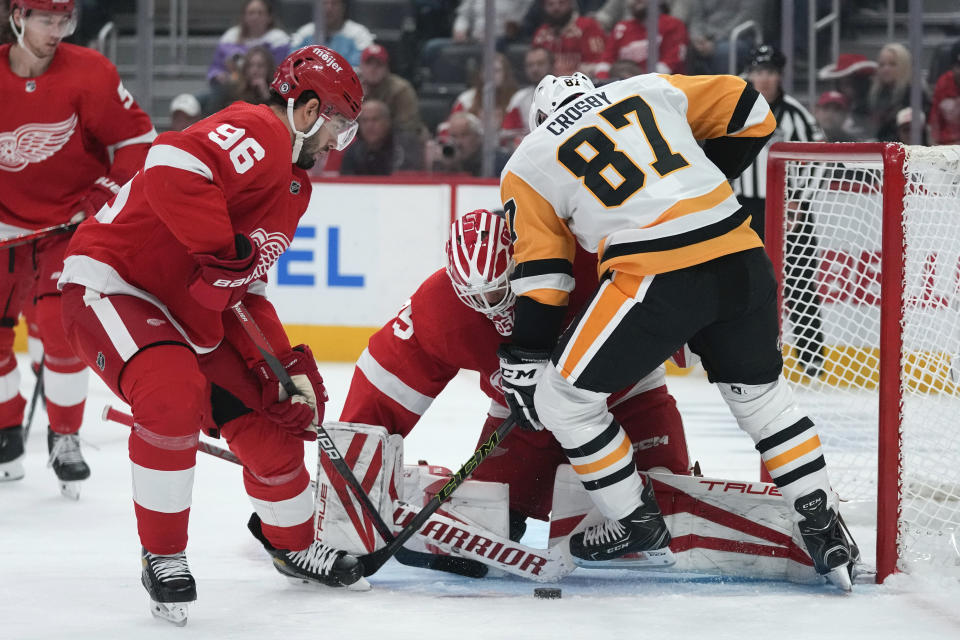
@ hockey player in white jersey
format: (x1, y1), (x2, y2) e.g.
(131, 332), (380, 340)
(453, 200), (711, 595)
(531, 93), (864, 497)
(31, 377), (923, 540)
(496, 71), (859, 590)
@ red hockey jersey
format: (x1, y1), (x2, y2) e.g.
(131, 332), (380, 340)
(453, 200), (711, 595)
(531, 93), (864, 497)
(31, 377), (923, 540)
(596, 14), (689, 77)
(59, 102), (312, 352)
(531, 16), (608, 76)
(0, 43), (155, 232)
(340, 246), (664, 438)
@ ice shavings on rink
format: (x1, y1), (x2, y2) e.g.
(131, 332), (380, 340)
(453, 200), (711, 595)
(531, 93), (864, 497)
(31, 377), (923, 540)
(2, 360), (960, 640)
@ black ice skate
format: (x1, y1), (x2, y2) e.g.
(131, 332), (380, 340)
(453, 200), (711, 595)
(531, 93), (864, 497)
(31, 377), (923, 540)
(569, 476), (672, 562)
(795, 489), (860, 591)
(141, 548), (197, 626)
(247, 513), (369, 591)
(47, 428), (90, 500)
(0, 425), (25, 482)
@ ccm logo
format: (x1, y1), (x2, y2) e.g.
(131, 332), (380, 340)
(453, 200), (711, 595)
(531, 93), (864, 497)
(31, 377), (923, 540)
(501, 369), (537, 381)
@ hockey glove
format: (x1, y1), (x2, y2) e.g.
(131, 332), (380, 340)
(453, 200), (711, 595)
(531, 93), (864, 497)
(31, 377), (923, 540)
(497, 344), (549, 431)
(188, 233), (260, 311)
(253, 344), (327, 441)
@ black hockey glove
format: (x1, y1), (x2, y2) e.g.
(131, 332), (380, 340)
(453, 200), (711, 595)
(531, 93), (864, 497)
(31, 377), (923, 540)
(497, 344), (549, 431)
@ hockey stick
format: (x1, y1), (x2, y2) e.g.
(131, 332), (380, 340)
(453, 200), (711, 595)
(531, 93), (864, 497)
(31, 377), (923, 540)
(103, 405), (242, 464)
(229, 301), (397, 544)
(23, 358), (44, 442)
(358, 416), (518, 576)
(229, 303), (485, 574)
(0, 221), (80, 251)
(103, 404), (486, 577)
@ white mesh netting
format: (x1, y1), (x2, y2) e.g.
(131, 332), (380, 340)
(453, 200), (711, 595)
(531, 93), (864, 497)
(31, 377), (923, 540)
(776, 145), (960, 576)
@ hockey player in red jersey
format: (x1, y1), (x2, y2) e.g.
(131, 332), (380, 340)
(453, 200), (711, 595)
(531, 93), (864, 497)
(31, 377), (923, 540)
(340, 209), (689, 543)
(57, 45), (367, 625)
(0, 0), (156, 495)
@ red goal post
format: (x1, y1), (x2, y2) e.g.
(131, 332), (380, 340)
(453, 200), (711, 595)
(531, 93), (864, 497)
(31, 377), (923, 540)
(764, 142), (960, 583)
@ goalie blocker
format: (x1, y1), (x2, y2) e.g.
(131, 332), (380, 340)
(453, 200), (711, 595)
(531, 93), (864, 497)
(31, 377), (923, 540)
(315, 422), (863, 584)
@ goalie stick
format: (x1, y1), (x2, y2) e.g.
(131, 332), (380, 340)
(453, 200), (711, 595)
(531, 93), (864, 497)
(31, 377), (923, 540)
(357, 416), (518, 576)
(103, 404), (486, 577)
(0, 220), (80, 250)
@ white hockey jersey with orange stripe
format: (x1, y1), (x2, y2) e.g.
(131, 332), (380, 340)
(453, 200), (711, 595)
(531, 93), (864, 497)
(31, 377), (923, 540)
(500, 73), (775, 309)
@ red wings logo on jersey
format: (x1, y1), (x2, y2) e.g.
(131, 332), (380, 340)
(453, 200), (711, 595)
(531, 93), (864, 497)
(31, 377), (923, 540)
(249, 228), (291, 279)
(0, 113), (78, 172)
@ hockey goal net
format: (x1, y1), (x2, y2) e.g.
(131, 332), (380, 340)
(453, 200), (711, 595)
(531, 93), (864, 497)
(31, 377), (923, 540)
(765, 142), (960, 583)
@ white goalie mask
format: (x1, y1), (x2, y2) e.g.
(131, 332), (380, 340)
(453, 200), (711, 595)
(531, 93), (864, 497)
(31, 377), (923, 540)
(446, 209), (516, 336)
(527, 72), (596, 132)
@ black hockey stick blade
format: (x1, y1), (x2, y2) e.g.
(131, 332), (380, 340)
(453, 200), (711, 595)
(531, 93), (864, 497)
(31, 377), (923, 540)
(358, 416), (517, 577)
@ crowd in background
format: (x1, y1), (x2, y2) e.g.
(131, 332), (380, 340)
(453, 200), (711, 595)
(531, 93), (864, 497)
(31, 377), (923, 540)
(7, 0), (960, 176)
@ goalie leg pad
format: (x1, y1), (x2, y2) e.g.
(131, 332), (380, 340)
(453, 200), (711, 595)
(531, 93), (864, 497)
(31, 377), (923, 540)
(717, 377), (834, 516)
(314, 422), (403, 554)
(536, 366), (644, 520)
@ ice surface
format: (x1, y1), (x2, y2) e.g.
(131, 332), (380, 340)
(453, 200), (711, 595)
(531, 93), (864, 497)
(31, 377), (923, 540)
(3, 361), (959, 639)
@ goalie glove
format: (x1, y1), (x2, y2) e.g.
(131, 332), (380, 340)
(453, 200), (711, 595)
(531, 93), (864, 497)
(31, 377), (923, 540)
(252, 344), (327, 441)
(497, 344), (549, 431)
(188, 233), (260, 311)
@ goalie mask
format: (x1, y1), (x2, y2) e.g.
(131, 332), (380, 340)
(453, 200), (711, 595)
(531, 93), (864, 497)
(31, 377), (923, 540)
(10, 0), (77, 44)
(446, 210), (516, 336)
(528, 72), (595, 132)
(271, 45), (364, 160)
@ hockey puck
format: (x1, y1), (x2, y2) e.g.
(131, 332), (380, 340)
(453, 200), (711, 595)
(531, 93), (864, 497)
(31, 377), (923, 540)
(533, 588), (561, 599)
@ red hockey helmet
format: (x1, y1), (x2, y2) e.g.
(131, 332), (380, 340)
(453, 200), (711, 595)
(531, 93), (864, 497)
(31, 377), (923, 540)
(271, 45), (363, 151)
(9, 0), (77, 41)
(11, 0), (75, 12)
(446, 210), (516, 335)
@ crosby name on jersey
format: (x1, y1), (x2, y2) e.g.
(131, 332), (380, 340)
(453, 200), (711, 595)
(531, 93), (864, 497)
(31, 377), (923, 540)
(501, 73), (776, 310)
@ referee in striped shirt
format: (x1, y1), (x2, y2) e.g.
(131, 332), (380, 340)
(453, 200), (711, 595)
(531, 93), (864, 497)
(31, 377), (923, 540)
(735, 44), (827, 378)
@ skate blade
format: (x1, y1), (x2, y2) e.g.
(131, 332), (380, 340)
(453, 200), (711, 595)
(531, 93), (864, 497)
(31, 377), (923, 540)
(573, 546), (676, 569)
(282, 575), (372, 592)
(0, 461), (25, 482)
(59, 481), (82, 500)
(825, 565), (853, 592)
(149, 600), (189, 626)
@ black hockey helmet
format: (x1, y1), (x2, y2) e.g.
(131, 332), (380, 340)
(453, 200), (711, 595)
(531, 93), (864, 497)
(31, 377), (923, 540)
(746, 44), (786, 73)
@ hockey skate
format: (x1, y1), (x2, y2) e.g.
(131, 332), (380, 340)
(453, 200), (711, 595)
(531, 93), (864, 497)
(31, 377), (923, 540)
(795, 489), (860, 591)
(141, 548), (197, 626)
(569, 475), (672, 562)
(47, 428), (90, 500)
(247, 513), (370, 591)
(0, 426), (25, 482)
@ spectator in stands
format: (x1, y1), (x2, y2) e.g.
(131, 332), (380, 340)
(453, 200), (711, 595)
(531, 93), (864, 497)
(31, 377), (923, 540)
(928, 41), (960, 146)
(340, 100), (425, 175)
(452, 0), (533, 43)
(532, 0), (608, 76)
(868, 43), (918, 142)
(168, 93), (202, 132)
(210, 45), (277, 112)
(450, 51), (517, 119)
(291, 0), (374, 68)
(896, 106), (928, 146)
(359, 44), (425, 137)
(428, 111), (487, 176)
(502, 47), (554, 147)
(684, 0), (762, 75)
(818, 53), (877, 141)
(596, 0), (688, 78)
(814, 91), (856, 143)
(207, 0), (289, 88)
